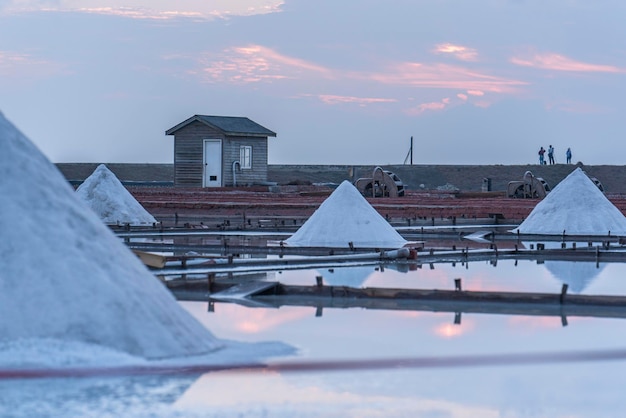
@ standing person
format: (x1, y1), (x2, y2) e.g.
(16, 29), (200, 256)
(538, 146), (546, 165)
(548, 145), (555, 165)
(566, 147), (572, 164)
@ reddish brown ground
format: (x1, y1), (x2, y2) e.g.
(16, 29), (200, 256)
(130, 186), (626, 226)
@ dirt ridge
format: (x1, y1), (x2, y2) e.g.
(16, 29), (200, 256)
(56, 163), (626, 194)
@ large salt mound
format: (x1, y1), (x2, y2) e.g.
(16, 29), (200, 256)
(76, 164), (157, 225)
(284, 180), (408, 248)
(512, 167), (626, 236)
(0, 111), (220, 360)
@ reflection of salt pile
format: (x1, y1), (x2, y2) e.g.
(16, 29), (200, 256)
(0, 111), (220, 361)
(512, 168), (626, 235)
(76, 164), (157, 225)
(545, 260), (605, 294)
(320, 266), (375, 287)
(284, 180), (408, 248)
(522, 241), (605, 293)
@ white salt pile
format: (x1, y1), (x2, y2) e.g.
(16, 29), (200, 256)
(284, 180), (408, 248)
(512, 167), (626, 235)
(0, 111), (220, 362)
(76, 164), (157, 225)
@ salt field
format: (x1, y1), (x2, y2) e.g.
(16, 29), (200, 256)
(3, 110), (626, 417)
(4, 257), (626, 417)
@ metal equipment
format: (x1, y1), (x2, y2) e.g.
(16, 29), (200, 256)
(506, 171), (551, 198)
(354, 166), (405, 197)
(590, 177), (604, 192)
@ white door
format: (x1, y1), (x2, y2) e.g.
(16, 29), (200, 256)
(203, 139), (222, 187)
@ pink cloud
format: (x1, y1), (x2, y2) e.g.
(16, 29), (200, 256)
(433, 43), (479, 62)
(0, 51), (29, 68)
(406, 100), (448, 116)
(406, 92), (495, 114)
(4, 1), (285, 21)
(190, 44), (526, 116)
(510, 52), (623, 73)
(368, 62), (527, 94)
(234, 45), (331, 75)
(315, 94), (396, 106)
(196, 44), (332, 84)
(74, 7), (205, 20)
(195, 44), (527, 96)
(0, 50), (67, 79)
(192, 43), (528, 106)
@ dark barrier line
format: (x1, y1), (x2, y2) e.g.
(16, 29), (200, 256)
(2, 348), (626, 380)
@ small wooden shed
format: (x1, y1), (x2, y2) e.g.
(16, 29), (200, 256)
(165, 115), (277, 187)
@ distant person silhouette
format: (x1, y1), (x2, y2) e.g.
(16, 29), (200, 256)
(548, 145), (555, 164)
(566, 147), (572, 164)
(538, 146), (546, 165)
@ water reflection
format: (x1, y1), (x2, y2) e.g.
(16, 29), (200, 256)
(318, 266), (376, 287)
(174, 297), (626, 417)
(175, 361), (626, 417)
(544, 261), (606, 293)
(0, 374), (199, 417)
(522, 240), (609, 293)
(6, 253), (626, 417)
(50, 231), (626, 416)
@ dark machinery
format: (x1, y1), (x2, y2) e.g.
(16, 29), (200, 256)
(590, 177), (604, 192)
(507, 171), (551, 198)
(507, 170), (604, 198)
(354, 166), (405, 198)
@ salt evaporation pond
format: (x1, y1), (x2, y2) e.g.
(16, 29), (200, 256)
(10, 237), (626, 414)
(3, 109), (626, 416)
(95, 166), (626, 416)
(13, 256), (622, 417)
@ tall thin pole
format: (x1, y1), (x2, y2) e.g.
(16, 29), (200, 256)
(410, 136), (413, 165)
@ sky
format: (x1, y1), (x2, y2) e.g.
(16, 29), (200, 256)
(2, 1), (626, 166)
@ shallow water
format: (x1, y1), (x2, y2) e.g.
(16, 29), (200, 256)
(172, 256), (626, 417)
(4, 242), (626, 417)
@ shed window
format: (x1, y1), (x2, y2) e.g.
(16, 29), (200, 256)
(240, 146), (252, 169)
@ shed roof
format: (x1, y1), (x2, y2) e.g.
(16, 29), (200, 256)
(165, 115), (277, 137)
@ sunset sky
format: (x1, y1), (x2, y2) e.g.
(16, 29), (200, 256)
(2, 1), (625, 165)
